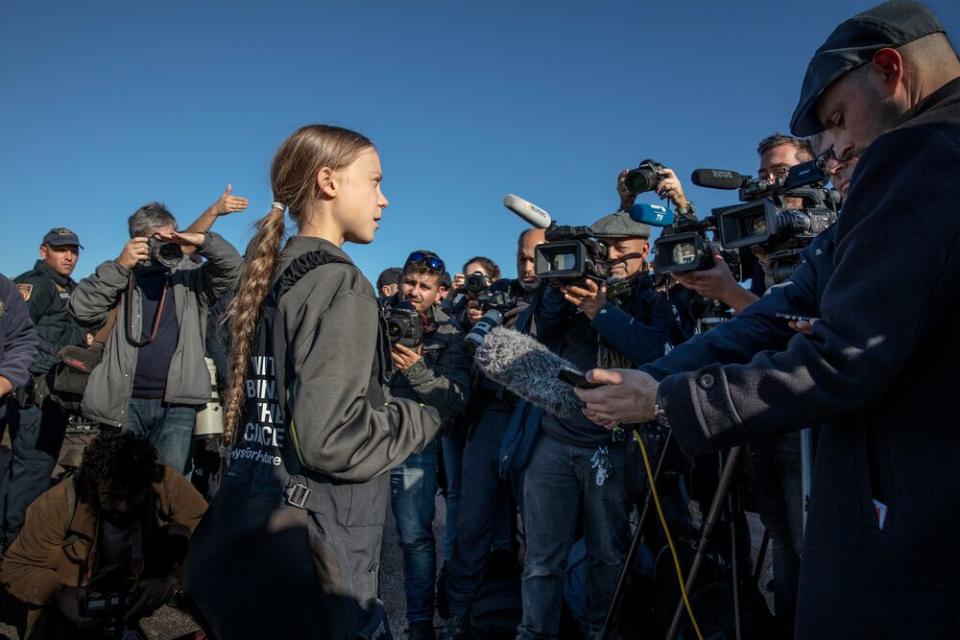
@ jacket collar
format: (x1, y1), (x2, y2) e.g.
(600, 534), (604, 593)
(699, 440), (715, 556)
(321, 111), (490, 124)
(910, 75), (960, 121)
(34, 260), (73, 288)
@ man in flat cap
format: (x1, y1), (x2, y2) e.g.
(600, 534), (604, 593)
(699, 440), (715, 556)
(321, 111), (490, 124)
(515, 210), (674, 639)
(1, 228), (86, 550)
(578, 1), (960, 637)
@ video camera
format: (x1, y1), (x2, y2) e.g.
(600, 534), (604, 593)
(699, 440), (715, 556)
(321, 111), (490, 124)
(693, 157), (839, 285)
(383, 300), (424, 348)
(463, 280), (518, 353)
(534, 224), (609, 285)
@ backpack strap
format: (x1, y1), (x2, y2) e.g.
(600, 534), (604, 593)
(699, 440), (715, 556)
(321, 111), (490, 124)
(271, 251), (354, 303)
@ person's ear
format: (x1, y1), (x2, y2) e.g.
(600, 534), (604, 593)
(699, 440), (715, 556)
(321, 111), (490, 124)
(316, 167), (338, 198)
(39, 244), (48, 260)
(870, 48), (905, 94)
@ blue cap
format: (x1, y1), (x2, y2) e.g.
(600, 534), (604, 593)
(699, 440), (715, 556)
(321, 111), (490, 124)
(790, 0), (946, 136)
(42, 227), (83, 249)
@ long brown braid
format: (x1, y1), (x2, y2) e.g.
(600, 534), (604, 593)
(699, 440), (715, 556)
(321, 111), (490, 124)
(221, 124), (374, 443)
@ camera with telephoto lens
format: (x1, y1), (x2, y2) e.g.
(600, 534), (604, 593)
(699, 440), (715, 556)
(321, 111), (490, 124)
(463, 281), (517, 353)
(534, 224), (609, 286)
(195, 357), (224, 443)
(711, 157), (839, 286)
(140, 238), (183, 270)
(623, 159), (665, 194)
(384, 300), (424, 348)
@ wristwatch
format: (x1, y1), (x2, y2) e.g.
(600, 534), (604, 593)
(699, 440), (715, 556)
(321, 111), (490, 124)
(653, 385), (670, 428)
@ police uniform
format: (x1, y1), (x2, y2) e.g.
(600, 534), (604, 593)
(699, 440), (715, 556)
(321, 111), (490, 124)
(1, 228), (85, 549)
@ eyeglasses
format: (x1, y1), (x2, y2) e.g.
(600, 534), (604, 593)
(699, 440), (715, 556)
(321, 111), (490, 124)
(405, 251), (445, 273)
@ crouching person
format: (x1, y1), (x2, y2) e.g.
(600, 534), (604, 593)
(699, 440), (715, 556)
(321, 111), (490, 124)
(0, 430), (207, 639)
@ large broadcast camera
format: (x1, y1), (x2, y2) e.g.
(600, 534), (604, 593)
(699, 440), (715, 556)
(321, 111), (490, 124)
(535, 224), (609, 285)
(502, 194), (673, 287)
(692, 156), (840, 286)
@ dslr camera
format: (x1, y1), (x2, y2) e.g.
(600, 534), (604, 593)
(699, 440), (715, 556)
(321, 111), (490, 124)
(534, 224), (609, 286)
(140, 237), (183, 270)
(384, 300), (424, 348)
(623, 159), (666, 194)
(463, 281), (517, 353)
(462, 272), (489, 295)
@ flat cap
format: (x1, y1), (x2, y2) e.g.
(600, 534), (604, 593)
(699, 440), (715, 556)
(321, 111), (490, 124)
(591, 211), (651, 239)
(42, 227), (83, 249)
(790, 0), (945, 136)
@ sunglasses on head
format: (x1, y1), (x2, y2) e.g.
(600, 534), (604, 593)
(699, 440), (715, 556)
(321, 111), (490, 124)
(405, 251), (445, 273)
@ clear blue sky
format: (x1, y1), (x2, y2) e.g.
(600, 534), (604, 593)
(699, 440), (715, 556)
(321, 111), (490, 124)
(2, 0), (958, 283)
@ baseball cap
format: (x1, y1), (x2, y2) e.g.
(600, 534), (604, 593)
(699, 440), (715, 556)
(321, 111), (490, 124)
(42, 227), (83, 249)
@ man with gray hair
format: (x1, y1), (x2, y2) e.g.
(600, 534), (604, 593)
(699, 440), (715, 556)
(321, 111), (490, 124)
(70, 198), (242, 473)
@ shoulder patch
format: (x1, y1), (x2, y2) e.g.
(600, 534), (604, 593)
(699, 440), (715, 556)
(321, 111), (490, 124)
(17, 283), (32, 302)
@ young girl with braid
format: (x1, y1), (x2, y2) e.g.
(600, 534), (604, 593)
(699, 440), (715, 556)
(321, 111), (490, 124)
(185, 125), (441, 639)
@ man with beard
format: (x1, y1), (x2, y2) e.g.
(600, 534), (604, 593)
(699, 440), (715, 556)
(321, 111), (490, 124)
(0, 430), (207, 639)
(578, 2), (960, 637)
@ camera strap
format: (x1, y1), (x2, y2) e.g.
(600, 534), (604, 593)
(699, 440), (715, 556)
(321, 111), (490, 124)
(125, 273), (170, 348)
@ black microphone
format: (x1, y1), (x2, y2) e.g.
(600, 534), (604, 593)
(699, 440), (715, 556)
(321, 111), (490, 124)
(473, 327), (584, 418)
(691, 168), (748, 190)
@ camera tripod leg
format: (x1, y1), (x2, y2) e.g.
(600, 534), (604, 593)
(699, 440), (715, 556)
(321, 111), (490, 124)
(665, 445), (745, 640)
(752, 529), (771, 587)
(600, 430), (674, 639)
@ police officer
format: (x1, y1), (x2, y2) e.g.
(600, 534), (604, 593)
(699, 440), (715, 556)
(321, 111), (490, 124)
(0, 274), (39, 437)
(1, 228), (85, 549)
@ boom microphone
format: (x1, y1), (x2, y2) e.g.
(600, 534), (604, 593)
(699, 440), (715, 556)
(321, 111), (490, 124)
(627, 202), (674, 227)
(473, 327), (583, 418)
(691, 168), (748, 190)
(504, 194), (553, 229)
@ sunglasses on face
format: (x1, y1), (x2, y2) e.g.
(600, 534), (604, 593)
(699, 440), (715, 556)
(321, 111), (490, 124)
(405, 251), (445, 273)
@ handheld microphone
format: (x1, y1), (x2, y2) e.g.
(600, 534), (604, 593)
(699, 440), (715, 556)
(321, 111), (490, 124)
(691, 169), (748, 190)
(504, 194), (553, 229)
(627, 202), (674, 227)
(473, 327), (583, 418)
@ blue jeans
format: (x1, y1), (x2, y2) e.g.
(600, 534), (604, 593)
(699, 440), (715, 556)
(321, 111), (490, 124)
(519, 433), (630, 639)
(446, 407), (517, 617)
(123, 397), (197, 473)
(749, 433), (803, 639)
(390, 438), (439, 624)
(0, 398), (67, 548)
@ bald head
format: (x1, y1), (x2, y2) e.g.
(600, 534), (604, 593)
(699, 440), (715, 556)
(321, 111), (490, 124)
(517, 228), (547, 292)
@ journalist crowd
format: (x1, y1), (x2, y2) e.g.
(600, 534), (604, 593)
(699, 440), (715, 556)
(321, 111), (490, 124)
(0, 1), (956, 639)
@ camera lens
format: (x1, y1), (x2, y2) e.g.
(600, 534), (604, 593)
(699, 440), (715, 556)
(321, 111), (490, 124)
(154, 241), (183, 269)
(671, 242), (698, 266)
(625, 165), (659, 193)
(551, 252), (577, 271)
